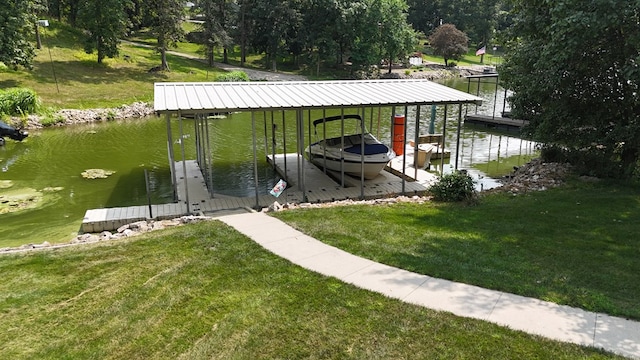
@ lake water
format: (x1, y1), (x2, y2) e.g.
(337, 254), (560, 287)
(0, 77), (536, 246)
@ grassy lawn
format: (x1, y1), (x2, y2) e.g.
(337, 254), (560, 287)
(0, 22), (225, 110)
(0, 222), (621, 359)
(273, 179), (640, 321)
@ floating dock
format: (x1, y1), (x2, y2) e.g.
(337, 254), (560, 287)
(82, 154), (438, 233)
(464, 114), (529, 131)
(82, 161), (275, 233)
(267, 153), (435, 203)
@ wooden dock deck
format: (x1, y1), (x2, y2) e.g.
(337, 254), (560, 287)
(82, 161), (274, 233)
(464, 114), (529, 131)
(267, 153), (432, 203)
(83, 153), (437, 233)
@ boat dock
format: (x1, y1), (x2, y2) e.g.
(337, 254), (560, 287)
(81, 161), (275, 233)
(464, 114), (529, 131)
(82, 154), (438, 233)
(267, 153), (436, 203)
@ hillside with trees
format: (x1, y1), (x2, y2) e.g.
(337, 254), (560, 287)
(1, 0), (505, 75)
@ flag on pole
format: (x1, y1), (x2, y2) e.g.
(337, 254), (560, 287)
(270, 179), (287, 197)
(475, 46), (486, 56)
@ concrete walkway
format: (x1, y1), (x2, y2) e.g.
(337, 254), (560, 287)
(219, 212), (640, 359)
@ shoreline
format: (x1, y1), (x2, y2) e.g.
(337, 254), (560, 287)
(7, 64), (490, 130)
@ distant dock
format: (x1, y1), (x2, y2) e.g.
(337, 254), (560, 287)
(464, 114), (529, 132)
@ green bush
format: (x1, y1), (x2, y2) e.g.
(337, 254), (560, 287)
(216, 71), (250, 82)
(0, 88), (40, 115)
(429, 171), (477, 203)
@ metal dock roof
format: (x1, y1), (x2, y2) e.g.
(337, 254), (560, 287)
(154, 79), (483, 114)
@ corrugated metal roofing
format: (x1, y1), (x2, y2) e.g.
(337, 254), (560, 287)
(154, 79), (483, 114)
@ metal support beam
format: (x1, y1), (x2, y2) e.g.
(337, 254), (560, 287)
(166, 113), (178, 202)
(251, 112), (260, 209)
(178, 112), (190, 214)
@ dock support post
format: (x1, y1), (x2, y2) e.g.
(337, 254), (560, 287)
(360, 106), (365, 200)
(441, 105), (448, 175)
(297, 109), (307, 202)
(282, 110), (287, 179)
(204, 116), (214, 198)
(166, 114), (178, 202)
(413, 105), (421, 180)
(455, 104), (462, 171)
(401, 106), (408, 195)
(492, 75), (499, 120)
(429, 105), (436, 134)
(252, 111), (260, 209)
(271, 112), (276, 170)
(340, 107), (345, 188)
(263, 111), (269, 173)
(144, 168), (153, 219)
(178, 112), (190, 214)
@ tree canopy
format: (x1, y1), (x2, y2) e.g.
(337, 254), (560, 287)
(501, 0), (640, 178)
(429, 23), (468, 66)
(4, 0), (515, 75)
(78, 0), (130, 64)
(145, 0), (185, 70)
(0, 0), (44, 69)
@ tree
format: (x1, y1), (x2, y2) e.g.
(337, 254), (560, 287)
(198, 0), (235, 66)
(0, 0), (45, 69)
(428, 23), (468, 66)
(376, 0), (418, 74)
(145, 0), (185, 71)
(501, 0), (640, 178)
(249, 0), (302, 71)
(407, 0), (502, 46)
(78, 0), (130, 64)
(46, 0), (81, 25)
(346, 0), (417, 76)
(406, 0), (440, 35)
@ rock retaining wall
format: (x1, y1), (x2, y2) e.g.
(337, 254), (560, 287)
(21, 102), (156, 130)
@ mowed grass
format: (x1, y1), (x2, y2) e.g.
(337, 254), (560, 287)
(0, 22), (225, 109)
(273, 179), (640, 321)
(0, 222), (621, 359)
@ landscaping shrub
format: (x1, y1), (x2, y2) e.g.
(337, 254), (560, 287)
(216, 71), (250, 82)
(429, 171), (477, 203)
(0, 88), (40, 115)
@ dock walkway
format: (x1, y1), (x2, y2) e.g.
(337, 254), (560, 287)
(82, 153), (438, 233)
(464, 114), (529, 131)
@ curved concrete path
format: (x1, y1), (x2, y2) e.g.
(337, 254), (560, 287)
(219, 212), (640, 359)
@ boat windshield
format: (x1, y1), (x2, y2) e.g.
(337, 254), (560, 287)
(312, 115), (367, 139)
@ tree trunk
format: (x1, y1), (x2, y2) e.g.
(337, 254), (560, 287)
(240, 1), (246, 66)
(621, 147), (638, 177)
(158, 35), (170, 71)
(161, 49), (170, 71)
(207, 45), (214, 67)
(35, 24), (42, 49)
(223, 47), (228, 64)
